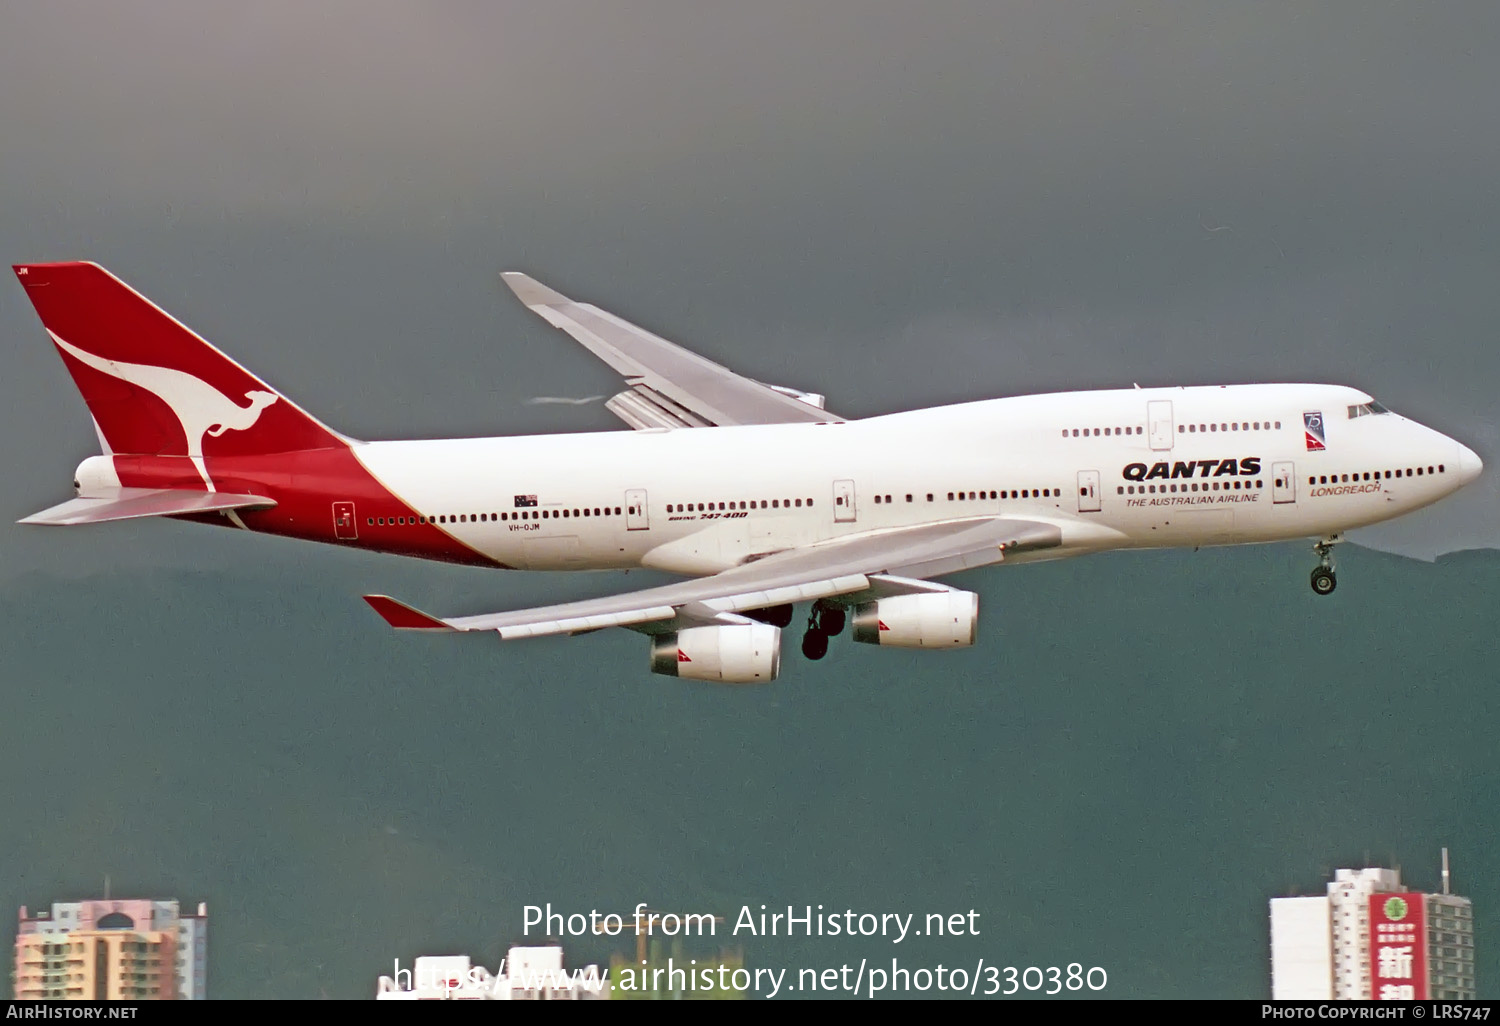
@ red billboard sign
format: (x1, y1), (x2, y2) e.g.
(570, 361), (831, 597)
(1369, 892), (1427, 1000)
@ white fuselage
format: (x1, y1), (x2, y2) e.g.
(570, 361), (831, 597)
(352, 383), (1480, 573)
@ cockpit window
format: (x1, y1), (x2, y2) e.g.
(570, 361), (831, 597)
(1347, 401), (1392, 418)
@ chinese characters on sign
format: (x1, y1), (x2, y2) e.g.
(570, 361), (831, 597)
(1369, 893), (1427, 1000)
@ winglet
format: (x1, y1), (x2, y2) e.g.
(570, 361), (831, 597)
(500, 271), (570, 309)
(362, 595), (456, 631)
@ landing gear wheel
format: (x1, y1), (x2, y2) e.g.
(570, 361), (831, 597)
(818, 607), (846, 637)
(801, 629), (830, 661)
(1310, 567), (1337, 596)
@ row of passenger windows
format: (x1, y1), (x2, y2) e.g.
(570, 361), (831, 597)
(1065, 426), (1143, 437)
(1119, 480), (1264, 494)
(1310, 464), (1444, 485)
(669, 498), (813, 512)
(1180, 420), (1280, 433)
(1063, 420), (1284, 438)
(368, 507), (625, 527)
(870, 489), (1061, 503)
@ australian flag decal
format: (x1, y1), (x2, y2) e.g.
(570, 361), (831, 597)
(1303, 411), (1326, 452)
(514, 494), (538, 508)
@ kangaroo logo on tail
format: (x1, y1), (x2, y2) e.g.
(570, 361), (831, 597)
(50, 330), (280, 487)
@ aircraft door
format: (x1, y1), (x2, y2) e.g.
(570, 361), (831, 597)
(1272, 461), (1296, 504)
(625, 488), (650, 530)
(332, 501), (358, 540)
(1077, 470), (1102, 513)
(833, 479), (857, 522)
(1148, 400), (1175, 451)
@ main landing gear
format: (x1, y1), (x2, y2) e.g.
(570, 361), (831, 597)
(801, 599), (847, 660)
(1310, 535), (1341, 596)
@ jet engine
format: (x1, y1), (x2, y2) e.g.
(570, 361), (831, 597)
(850, 591), (979, 648)
(649, 624), (782, 683)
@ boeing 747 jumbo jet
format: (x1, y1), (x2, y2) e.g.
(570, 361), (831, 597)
(12, 262), (1484, 682)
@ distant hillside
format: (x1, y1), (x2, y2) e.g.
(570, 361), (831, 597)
(2, 541), (1494, 998)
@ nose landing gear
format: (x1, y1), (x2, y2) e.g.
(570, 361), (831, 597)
(1310, 536), (1340, 596)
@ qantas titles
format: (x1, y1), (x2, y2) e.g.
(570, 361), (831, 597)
(1122, 457), (1262, 481)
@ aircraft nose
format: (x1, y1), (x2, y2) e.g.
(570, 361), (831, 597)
(1456, 443), (1483, 486)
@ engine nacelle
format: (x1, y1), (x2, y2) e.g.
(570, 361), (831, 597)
(649, 624), (782, 683)
(851, 591), (979, 648)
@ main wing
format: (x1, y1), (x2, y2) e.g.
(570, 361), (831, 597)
(364, 516), (1061, 639)
(501, 272), (840, 430)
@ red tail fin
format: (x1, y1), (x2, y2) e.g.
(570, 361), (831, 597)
(13, 262), (347, 457)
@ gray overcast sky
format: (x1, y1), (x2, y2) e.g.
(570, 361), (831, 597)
(2, 1), (1497, 573)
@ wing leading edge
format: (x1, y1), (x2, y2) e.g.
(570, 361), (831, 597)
(501, 272), (840, 429)
(364, 516), (1062, 639)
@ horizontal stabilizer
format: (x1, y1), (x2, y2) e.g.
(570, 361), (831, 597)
(19, 488), (276, 526)
(362, 595), (458, 631)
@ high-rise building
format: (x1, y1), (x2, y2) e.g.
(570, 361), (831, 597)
(1270, 854), (1474, 1000)
(13, 899), (208, 1000)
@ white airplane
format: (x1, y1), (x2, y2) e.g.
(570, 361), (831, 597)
(13, 262), (1483, 682)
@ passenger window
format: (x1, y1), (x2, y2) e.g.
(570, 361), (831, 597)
(1117, 486), (1124, 494)
(927, 494), (934, 501)
(1093, 428), (1101, 436)
(772, 500), (779, 508)
(874, 495), (881, 504)
(906, 494), (913, 502)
